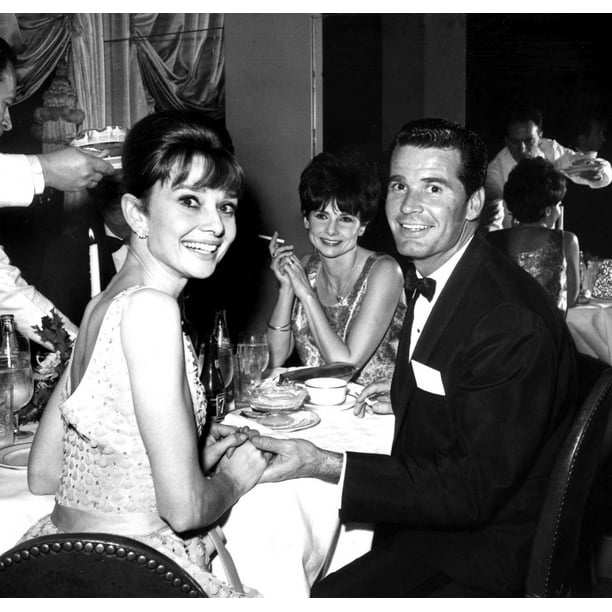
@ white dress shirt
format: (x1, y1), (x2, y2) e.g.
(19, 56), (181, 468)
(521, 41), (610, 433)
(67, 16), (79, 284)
(0, 153), (45, 208)
(409, 237), (473, 358)
(0, 153), (77, 346)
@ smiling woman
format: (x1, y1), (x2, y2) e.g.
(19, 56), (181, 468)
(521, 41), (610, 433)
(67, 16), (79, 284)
(21, 111), (268, 597)
(265, 151), (406, 385)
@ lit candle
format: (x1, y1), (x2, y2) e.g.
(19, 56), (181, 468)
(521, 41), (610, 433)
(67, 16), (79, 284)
(88, 228), (101, 297)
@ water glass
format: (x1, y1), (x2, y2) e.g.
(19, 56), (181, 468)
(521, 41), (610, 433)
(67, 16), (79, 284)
(235, 332), (269, 403)
(0, 384), (13, 448)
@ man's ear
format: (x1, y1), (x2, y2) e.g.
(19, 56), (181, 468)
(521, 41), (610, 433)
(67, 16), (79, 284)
(465, 187), (485, 221)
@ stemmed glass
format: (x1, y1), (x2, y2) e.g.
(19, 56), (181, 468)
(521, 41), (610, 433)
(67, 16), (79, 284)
(0, 320), (34, 440)
(236, 332), (269, 391)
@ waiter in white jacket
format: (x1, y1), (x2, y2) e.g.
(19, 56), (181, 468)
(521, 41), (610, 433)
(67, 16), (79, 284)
(0, 37), (113, 347)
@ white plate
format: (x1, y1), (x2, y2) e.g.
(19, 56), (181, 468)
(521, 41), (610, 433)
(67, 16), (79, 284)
(0, 442), (31, 470)
(240, 409), (321, 432)
(304, 395), (357, 410)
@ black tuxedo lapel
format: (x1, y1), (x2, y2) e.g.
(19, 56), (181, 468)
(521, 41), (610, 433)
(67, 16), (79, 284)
(411, 235), (486, 364)
(392, 234), (488, 438)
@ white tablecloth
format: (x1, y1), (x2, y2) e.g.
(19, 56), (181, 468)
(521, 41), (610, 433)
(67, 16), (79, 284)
(0, 425), (54, 555)
(566, 299), (612, 364)
(0, 402), (394, 598)
(213, 403), (394, 597)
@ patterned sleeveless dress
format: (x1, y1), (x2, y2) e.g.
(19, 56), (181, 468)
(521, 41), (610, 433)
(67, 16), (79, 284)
(19, 286), (257, 597)
(514, 230), (567, 312)
(293, 252), (406, 385)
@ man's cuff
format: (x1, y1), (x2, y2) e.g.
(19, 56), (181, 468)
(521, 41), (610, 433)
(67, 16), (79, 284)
(336, 451), (348, 509)
(27, 156), (45, 195)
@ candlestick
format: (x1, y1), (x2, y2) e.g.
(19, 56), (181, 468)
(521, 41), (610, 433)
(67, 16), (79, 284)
(88, 228), (101, 298)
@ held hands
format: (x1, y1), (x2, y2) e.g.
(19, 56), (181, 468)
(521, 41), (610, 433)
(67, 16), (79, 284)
(38, 147), (114, 192)
(202, 422), (260, 472)
(205, 422), (269, 494)
(353, 380), (393, 418)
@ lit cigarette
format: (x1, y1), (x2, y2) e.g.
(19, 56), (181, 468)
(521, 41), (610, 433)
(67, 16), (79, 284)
(258, 234), (285, 244)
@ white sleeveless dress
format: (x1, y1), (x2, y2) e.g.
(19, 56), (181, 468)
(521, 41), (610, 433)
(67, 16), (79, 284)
(19, 286), (258, 597)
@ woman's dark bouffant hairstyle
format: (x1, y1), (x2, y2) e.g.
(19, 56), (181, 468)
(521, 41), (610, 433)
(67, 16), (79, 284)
(122, 110), (244, 207)
(298, 151), (381, 224)
(503, 157), (567, 224)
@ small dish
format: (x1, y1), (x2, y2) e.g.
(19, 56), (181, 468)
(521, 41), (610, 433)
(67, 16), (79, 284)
(305, 377), (347, 405)
(240, 408), (320, 432)
(0, 442), (31, 470)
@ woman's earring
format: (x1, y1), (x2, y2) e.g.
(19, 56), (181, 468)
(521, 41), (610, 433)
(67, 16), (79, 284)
(136, 228), (149, 240)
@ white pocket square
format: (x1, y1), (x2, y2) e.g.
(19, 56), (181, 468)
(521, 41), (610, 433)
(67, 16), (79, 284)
(411, 360), (445, 396)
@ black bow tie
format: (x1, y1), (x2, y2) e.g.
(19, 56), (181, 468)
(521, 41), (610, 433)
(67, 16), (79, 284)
(103, 235), (125, 253)
(404, 268), (436, 302)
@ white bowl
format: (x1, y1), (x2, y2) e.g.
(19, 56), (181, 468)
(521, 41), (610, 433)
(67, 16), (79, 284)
(305, 377), (347, 405)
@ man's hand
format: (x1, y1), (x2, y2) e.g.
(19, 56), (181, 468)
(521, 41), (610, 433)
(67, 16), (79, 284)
(38, 147), (114, 192)
(249, 435), (342, 483)
(353, 380), (393, 418)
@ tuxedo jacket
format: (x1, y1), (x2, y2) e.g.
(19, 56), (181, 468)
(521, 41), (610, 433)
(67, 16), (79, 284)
(340, 233), (576, 595)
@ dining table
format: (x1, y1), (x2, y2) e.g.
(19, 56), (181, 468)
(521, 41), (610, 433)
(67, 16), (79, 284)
(566, 297), (612, 365)
(0, 386), (394, 598)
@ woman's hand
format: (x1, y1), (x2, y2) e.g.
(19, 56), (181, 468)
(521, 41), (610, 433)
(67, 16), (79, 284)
(216, 439), (270, 495)
(282, 254), (314, 302)
(353, 380), (393, 418)
(269, 231), (295, 291)
(202, 422), (256, 472)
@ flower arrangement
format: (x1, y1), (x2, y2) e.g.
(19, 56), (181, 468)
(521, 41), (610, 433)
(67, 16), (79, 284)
(21, 309), (74, 424)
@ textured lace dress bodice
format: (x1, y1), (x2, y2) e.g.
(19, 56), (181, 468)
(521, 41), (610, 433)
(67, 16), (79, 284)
(293, 252), (406, 385)
(20, 286), (254, 597)
(515, 230), (567, 312)
(56, 287), (205, 514)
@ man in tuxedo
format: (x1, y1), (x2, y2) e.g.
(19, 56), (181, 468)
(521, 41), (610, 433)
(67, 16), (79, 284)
(251, 118), (576, 596)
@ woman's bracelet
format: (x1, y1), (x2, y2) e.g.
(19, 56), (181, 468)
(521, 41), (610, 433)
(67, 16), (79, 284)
(267, 322), (291, 332)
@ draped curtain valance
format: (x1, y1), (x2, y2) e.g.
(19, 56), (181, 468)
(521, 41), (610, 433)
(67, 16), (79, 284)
(1, 12), (225, 130)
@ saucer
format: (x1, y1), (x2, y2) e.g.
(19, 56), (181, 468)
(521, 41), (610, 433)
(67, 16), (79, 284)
(304, 395), (357, 410)
(0, 442), (31, 470)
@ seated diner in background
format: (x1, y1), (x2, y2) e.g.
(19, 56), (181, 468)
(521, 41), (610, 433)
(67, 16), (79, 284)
(266, 151), (405, 385)
(20, 110), (268, 597)
(487, 157), (580, 312)
(482, 104), (612, 232)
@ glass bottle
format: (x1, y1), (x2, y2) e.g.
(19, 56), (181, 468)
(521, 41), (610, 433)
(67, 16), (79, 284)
(0, 315), (33, 438)
(200, 334), (226, 422)
(213, 309), (234, 409)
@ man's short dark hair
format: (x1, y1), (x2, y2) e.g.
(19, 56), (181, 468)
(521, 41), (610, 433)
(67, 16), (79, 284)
(0, 37), (17, 78)
(504, 105), (544, 133)
(392, 118), (488, 197)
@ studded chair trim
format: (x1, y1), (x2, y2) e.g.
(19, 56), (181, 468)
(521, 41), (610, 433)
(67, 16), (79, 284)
(0, 532), (207, 597)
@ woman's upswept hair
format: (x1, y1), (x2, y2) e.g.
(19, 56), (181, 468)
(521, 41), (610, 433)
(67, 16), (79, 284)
(299, 150), (381, 224)
(122, 110), (244, 205)
(503, 157), (567, 223)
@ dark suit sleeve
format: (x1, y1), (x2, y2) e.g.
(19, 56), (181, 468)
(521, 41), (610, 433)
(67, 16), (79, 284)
(340, 303), (569, 528)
